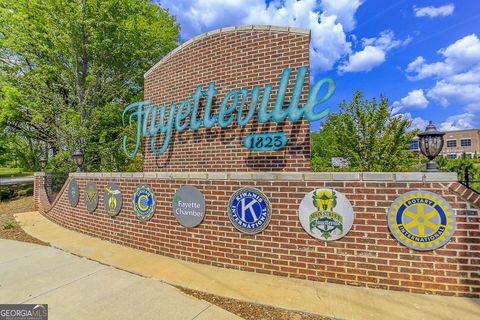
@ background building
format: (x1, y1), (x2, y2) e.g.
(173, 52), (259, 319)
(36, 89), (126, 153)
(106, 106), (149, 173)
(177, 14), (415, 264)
(408, 128), (480, 158)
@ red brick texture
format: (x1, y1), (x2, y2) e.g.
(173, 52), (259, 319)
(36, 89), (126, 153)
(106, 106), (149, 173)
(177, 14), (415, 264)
(35, 175), (480, 298)
(143, 27), (312, 172)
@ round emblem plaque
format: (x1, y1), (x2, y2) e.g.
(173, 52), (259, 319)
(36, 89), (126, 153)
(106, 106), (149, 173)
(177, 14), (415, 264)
(104, 182), (123, 217)
(172, 185), (206, 228)
(133, 184), (156, 221)
(299, 189), (354, 241)
(227, 187), (272, 235)
(68, 179), (79, 207)
(388, 190), (456, 251)
(84, 182), (98, 212)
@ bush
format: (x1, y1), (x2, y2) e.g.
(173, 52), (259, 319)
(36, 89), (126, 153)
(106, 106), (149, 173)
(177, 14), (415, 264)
(0, 188), (14, 201)
(17, 187), (33, 197)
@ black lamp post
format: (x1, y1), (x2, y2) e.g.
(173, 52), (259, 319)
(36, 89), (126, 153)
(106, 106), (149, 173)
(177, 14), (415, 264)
(39, 157), (47, 172)
(72, 149), (85, 172)
(418, 121), (445, 172)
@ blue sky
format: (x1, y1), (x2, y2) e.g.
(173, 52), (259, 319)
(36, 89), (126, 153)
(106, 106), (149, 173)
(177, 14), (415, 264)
(160, 0), (480, 132)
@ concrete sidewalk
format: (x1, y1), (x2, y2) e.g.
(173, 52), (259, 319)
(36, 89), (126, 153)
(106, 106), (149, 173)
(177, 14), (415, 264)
(0, 239), (240, 320)
(16, 211), (480, 320)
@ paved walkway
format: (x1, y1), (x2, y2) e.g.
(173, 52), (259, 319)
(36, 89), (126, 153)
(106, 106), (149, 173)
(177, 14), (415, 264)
(0, 239), (240, 320)
(16, 211), (480, 320)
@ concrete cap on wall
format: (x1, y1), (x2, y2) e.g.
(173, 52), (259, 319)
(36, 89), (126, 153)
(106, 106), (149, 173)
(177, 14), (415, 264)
(144, 25), (311, 78)
(67, 171), (458, 182)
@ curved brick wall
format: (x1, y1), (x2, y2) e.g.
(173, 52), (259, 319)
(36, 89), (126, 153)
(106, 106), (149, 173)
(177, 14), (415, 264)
(34, 172), (480, 298)
(143, 25), (312, 172)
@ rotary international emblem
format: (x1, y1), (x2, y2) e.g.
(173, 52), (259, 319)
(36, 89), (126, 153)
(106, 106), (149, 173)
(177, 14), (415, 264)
(133, 184), (156, 221)
(388, 190), (456, 251)
(228, 187), (272, 235)
(299, 189), (354, 241)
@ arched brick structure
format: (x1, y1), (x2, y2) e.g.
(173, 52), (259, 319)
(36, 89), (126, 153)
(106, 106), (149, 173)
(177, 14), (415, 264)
(143, 25), (312, 172)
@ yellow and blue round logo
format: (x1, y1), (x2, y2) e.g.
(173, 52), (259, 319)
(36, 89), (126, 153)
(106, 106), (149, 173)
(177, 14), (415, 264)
(132, 184), (156, 221)
(388, 190), (456, 251)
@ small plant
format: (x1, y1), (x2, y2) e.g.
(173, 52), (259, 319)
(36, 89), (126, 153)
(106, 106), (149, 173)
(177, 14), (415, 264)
(17, 187), (33, 197)
(3, 223), (14, 230)
(0, 188), (14, 201)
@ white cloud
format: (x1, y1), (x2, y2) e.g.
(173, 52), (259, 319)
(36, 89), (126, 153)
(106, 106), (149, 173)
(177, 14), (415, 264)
(398, 112), (474, 132)
(439, 113), (475, 131)
(427, 81), (480, 107)
(395, 112), (429, 131)
(338, 45), (385, 72)
(162, 0), (365, 71)
(392, 89), (429, 112)
(398, 34), (480, 131)
(406, 34), (480, 116)
(339, 30), (410, 73)
(319, 0), (363, 32)
(407, 34), (480, 80)
(413, 4), (455, 18)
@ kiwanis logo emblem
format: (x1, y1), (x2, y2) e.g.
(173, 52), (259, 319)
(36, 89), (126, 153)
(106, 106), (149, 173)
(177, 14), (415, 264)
(299, 189), (354, 241)
(133, 184), (156, 221)
(228, 187), (272, 234)
(388, 190), (456, 251)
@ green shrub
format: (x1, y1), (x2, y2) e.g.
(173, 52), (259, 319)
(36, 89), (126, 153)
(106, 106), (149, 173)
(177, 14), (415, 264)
(17, 187), (33, 197)
(3, 223), (14, 230)
(0, 188), (14, 201)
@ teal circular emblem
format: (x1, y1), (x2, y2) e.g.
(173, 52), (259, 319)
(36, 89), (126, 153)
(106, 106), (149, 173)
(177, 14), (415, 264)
(132, 184), (156, 221)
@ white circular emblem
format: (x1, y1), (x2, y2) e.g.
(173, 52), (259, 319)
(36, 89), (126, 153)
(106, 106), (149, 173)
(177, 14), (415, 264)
(299, 189), (354, 241)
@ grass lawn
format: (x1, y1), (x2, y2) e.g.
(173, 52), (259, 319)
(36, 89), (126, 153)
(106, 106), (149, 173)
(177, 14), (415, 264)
(0, 168), (34, 178)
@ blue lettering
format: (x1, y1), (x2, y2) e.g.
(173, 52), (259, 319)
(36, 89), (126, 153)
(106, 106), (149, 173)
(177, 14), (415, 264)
(218, 90), (238, 128)
(303, 77), (335, 122)
(175, 100), (192, 132)
(122, 101), (149, 158)
(121, 66), (336, 157)
(203, 82), (218, 129)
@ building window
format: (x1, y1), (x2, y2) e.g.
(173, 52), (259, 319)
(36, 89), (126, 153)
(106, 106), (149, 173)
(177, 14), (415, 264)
(465, 153), (473, 158)
(447, 140), (456, 148)
(461, 139), (472, 147)
(446, 154), (457, 159)
(407, 140), (419, 150)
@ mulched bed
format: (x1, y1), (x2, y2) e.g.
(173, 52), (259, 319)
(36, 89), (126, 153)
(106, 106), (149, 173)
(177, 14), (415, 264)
(178, 287), (331, 320)
(0, 196), (48, 245)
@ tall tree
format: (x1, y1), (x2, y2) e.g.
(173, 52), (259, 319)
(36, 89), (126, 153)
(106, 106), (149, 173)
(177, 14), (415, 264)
(0, 0), (179, 171)
(312, 91), (419, 172)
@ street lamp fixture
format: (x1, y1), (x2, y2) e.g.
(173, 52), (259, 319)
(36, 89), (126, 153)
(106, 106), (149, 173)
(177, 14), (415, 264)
(418, 121), (445, 172)
(72, 149), (85, 172)
(39, 157), (47, 172)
